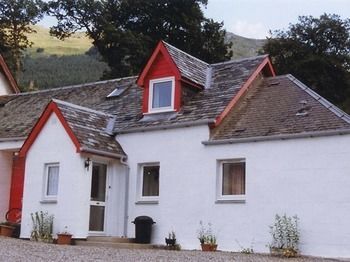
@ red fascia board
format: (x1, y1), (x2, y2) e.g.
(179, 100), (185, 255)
(213, 57), (275, 127)
(19, 101), (81, 157)
(137, 41), (181, 86)
(0, 54), (20, 94)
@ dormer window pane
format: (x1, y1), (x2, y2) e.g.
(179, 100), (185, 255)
(152, 81), (172, 108)
(149, 77), (175, 113)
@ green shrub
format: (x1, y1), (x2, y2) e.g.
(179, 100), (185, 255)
(269, 214), (300, 251)
(30, 211), (54, 243)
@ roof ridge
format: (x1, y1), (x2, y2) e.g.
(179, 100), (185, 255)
(52, 99), (113, 117)
(6, 76), (137, 97)
(162, 41), (209, 66)
(210, 54), (268, 66)
(286, 74), (350, 124)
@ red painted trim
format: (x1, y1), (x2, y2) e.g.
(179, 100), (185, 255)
(214, 57), (275, 127)
(265, 56), (276, 76)
(9, 154), (25, 212)
(0, 54), (20, 94)
(137, 41), (181, 87)
(19, 101), (81, 157)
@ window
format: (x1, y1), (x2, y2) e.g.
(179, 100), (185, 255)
(43, 163), (59, 201)
(149, 77), (174, 112)
(217, 160), (246, 202)
(137, 163), (160, 203)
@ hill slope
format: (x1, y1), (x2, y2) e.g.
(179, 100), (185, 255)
(226, 32), (266, 59)
(18, 26), (108, 91)
(18, 26), (265, 91)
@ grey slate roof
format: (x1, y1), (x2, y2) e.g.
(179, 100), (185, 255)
(54, 100), (125, 157)
(0, 55), (267, 140)
(210, 74), (350, 140)
(1, 50), (350, 155)
(163, 41), (209, 86)
(0, 77), (134, 139)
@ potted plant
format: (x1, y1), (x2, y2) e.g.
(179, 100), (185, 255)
(165, 231), (176, 246)
(197, 221), (218, 251)
(57, 226), (73, 245)
(0, 222), (15, 237)
(30, 211), (54, 243)
(269, 214), (300, 258)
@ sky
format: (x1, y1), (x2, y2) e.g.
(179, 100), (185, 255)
(203, 0), (350, 39)
(39, 0), (350, 40)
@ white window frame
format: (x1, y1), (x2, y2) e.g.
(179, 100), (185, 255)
(42, 163), (60, 202)
(136, 163), (160, 204)
(148, 76), (175, 113)
(216, 159), (246, 203)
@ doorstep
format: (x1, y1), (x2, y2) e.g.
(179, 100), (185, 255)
(75, 236), (161, 250)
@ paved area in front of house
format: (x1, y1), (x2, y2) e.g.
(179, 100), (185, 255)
(0, 237), (345, 262)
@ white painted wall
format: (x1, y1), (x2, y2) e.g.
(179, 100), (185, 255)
(0, 151), (13, 220)
(117, 126), (350, 258)
(20, 113), (350, 258)
(21, 113), (126, 239)
(0, 71), (12, 95)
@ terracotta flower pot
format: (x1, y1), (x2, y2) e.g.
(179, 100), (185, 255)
(0, 225), (15, 237)
(201, 243), (217, 251)
(57, 233), (72, 245)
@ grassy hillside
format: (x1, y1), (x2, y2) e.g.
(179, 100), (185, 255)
(18, 26), (265, 91)
(27, 25), (92, 56)
(226, 32), (266, 59)
(18, 25), (108, 91)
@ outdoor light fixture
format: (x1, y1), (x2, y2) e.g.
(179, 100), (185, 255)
(84, 158), (91, 170)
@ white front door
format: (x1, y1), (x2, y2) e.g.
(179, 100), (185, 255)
(89, 162), (107, 234)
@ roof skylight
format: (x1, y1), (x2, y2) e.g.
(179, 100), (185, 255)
(107, 84), (130, 98)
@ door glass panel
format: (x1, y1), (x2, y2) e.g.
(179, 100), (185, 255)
(91, 164), (107, 201)
(89, 205), (105, 231)
(89, 163), (107, 232)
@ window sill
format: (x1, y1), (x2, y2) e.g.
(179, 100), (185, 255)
(215, 196), (246, 204)
(40, 199), (57, 204)
(135, 199), (159, 205)
(144, 109), (176, 115)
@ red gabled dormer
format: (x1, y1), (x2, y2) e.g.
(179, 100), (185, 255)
(137, 41), (208, 114)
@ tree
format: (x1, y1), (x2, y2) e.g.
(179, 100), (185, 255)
(48, 0), (232, 78)
(0, 0), (45, 81)
(261, 14), (350, 111)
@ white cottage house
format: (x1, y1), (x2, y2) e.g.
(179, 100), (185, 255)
(1, 41), (350, 258)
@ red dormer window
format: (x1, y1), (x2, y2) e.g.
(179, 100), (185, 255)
(149, 77), (175, 113)
(137, 41), (206, 115)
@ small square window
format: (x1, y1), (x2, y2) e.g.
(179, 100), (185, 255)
(137, 163), (160, 203)
(43, 163), (59, 201)
(217, 160), (246, 202)
(152, 81), (172, 108)
(149, 77), (174, 112)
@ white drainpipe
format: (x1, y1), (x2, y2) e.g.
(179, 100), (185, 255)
(120, 156), (129, 237)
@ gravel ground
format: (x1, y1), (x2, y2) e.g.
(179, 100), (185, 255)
(0, 237), (344, 262)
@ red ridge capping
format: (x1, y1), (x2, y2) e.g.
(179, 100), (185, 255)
(213, 56), (276, 127)
(19, 101), (82, 157)
(0, 54), (20, 94)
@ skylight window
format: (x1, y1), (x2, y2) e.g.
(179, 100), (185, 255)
(107, 84), (130, 98)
